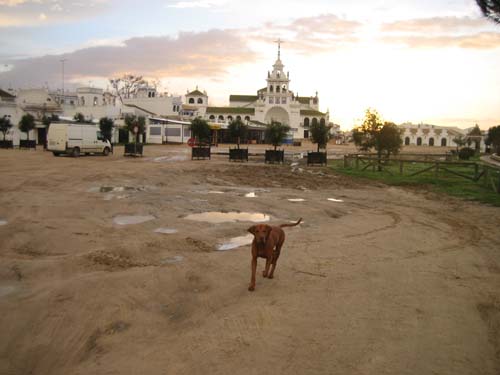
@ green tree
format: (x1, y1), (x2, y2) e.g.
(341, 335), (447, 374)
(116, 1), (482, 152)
(265, 121), (291, 150)
(189, 118), (211, 146)
(18, 114), (35, 142)
(124, 115), (146, 143)
(452, 135), (467, 153)
(310, 120), (331, 152)
(99, 117), (115, 143)
(353, 109), (403, 170)
(228, 118), (248, 149)
(0, 116), (13, 141)
(486, 125), (500, 154)
(467, 124), (483, 153)
(74, 112), (85, 123)
(476, 0), (500, 23)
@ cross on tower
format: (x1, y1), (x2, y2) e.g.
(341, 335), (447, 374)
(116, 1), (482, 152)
(274, 38), (284, 60)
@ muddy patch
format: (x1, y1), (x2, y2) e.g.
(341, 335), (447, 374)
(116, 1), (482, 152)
(184, 212), (270, 224)
(113, 215), (156, 226)
(86, 250), (147, 270)
(217, 234), (253, 251)
(0, 285), (18, 298)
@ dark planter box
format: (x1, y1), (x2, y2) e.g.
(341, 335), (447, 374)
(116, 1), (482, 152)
(307, 151), (327, 166)
(229, 148), (248, 162)
(192, 146), (211, 160)
(124, 143), (143, 156)
(265, 150), (285, 164)
(19, 140), (36, 149)
(0, 140), (13, 149)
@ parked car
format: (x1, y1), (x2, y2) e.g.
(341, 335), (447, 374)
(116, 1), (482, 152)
(47, 123), (111, 157)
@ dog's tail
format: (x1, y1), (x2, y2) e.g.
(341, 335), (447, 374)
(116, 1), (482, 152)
(280, 218), (302, 228)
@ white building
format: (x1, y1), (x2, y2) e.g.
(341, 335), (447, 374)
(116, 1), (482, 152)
(178, 44), (329, 141)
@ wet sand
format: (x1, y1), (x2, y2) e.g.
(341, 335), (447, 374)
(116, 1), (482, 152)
(0, 145), (499, 375)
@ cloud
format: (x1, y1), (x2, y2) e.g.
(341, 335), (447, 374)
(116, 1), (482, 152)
(167, 0), (227, 8)
(0, 29), (257, 88)
(380, 16), (500, 49)
(250, 14), (362, 54)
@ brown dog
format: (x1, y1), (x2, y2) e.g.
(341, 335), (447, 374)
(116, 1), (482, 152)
(247, 218), (302, 291)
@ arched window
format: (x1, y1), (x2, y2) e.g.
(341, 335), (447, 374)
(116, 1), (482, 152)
(277, 72), (281, 78)
(93, 97), (98, 106)
(81, 97), (85, 106)
(417, 137), (422, 146)
(405, 137), (410, 146)
(441, 138), (447, 147)
(236, 115), (241, 121)
(209, 115), (215, 121)
(282, 85), (287, 93)
(429, 137), (434, 146)
(173, 105), (177, 112)
(312, 118), (318, 126)
(227, 116), (233, 122)
(244, 116), (250, 122)
(197, 98), (203, 104)
(276, 85), (280, 93)
(218, 115), (224, 122)
(304, 118), (310, 127)
(320, 118), (326, 126)
(189, 98), (195, 104)
(269, 85), (274, 93)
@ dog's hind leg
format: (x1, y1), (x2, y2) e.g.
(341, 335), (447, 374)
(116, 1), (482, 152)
(268, 242), (283, 279)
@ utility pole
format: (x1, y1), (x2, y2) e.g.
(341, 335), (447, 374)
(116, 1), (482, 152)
(60, 58), (67, 103)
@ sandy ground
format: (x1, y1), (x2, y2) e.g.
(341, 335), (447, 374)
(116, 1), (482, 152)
(0, 145), (499, 375)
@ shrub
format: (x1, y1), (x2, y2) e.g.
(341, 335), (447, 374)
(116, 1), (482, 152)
(458, 147), (475, 160)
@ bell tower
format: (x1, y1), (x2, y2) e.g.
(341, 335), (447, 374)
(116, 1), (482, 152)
(265, 39), (291, 105)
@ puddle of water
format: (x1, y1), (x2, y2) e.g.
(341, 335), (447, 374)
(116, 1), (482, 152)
(160, 255), (184, 264)
(245, 192), (257, 198)
(217, 234), (253, 251)
(328, 198), (344, 203)
(0, 219), (7, 226)
(288, 198), (306, 202)
(154, 155), (188, 162)
(113, 215), (156, 226)
(208, 191), (225, 194)
(291, 162), (299, 167)
(154, 228), (178, 235)
(185, 212), (270, 224)
(0, 285), (17, 298)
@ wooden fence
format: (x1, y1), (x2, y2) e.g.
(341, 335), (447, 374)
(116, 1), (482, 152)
(343, 154), (500, 194)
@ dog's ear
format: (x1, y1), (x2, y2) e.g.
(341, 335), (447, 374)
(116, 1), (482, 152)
(247, 225), (257, 234)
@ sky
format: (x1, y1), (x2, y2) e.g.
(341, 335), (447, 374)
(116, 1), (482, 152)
(0, 0), (499, 130)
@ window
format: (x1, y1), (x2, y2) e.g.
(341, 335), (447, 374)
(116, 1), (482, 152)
(245, 116), (250, 122)
(236, 116), (241, 121)
(150, 127), (162, 136)
(218, 115), (224, 121)
(197, 98), (203, 104)
(70, 100), (74, 105)
(269, 97), (274, 104)
(166, 128), (181, 137)
(441, 138), (447, 147)
(281, 97), (287, 104)
(81, 97), (85, 106)
(189, 98), (195, 104)
(183, 129), (191, 138)
(228, 116), (233, 122)
(276, 85), (281, 93)
(93, 97), (98, 106)
(282, 85), (287, 93)
(417, 137), (422, 146)
(312, 118), (318, 126)
(429, 137), (435, 146)
(209, 115), (215, 121)
(405, 137), (410, 146)
(304, 118), (310, 127)
(270, 85), (274, 93)
(320, 118), (326, 126)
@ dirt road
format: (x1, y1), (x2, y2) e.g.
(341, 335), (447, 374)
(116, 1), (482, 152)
(1, 146), (499, 375)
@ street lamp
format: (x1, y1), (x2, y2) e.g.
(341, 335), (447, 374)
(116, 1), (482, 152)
(60, 58), (67, 103)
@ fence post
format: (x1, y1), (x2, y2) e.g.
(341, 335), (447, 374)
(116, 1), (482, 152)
(484, 167), (489, 187)
(435, 162), (439, 177)
(474, 163), (479, 181)
(372, 157), (375, 172)
(497, 173), (500, 194)
(355, 155), (359, 170)
(399, 160), (403, 175)
(343, 155), (347, 168)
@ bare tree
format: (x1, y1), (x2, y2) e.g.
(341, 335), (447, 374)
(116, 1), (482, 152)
(109, 74), (146, 104)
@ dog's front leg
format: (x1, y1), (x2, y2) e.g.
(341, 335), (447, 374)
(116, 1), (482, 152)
(249, 256), (257, 291)
(263, 257), (271, 278)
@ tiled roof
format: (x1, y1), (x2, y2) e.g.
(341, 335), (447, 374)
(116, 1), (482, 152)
(300, 109), (326, 116)
(187, 89), (205, 96)
(297, 97), (311, 104)
(206, 107), (255, 115)
(124, 104), (157, 116)
(229, 95), (258, 102)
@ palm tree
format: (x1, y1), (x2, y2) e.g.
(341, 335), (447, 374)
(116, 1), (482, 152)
(19, 114), (35, 142)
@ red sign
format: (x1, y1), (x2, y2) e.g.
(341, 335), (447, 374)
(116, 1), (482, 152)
(187, 138), (195, 147)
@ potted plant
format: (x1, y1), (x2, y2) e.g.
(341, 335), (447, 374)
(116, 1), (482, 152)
(124, 115), (145, 156)
(99, 117), (115, 153)
(265, 121), (290, 164)
(0, 116), (13, 149)
(190, 118), (211, 160)
(18, 114), (36, 149)
(308, 120), (331, 166)
(228, 118), (249, 162)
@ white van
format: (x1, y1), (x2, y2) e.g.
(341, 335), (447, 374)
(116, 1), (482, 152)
(47, 123), (112, 157)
